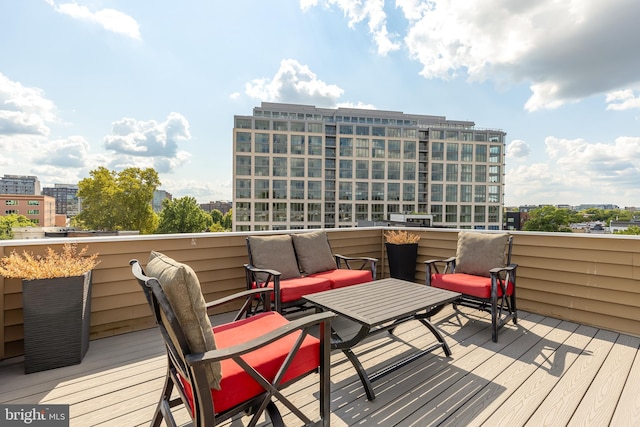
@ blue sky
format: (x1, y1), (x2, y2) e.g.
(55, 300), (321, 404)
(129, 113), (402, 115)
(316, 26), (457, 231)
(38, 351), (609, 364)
(2, 0), (640, 207)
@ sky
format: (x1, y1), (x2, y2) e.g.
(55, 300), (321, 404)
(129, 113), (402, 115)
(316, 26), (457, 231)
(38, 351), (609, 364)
(1, 0), (640, 208)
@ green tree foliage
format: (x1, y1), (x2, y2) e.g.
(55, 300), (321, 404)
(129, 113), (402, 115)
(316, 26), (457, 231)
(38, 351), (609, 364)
(614, 225), (640, 235)
(157, 196), (211, 233)
(575, 208), (632, 223)
(76, 167), (160, 234)
(0, 214), (36, 240)
(208, 208), (232, 232)
(523, 206), (573, 232)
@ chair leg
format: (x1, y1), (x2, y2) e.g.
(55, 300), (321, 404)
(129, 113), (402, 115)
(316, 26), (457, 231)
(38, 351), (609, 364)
(491, 296), (499, 343)
(266, 401), (284, 427)
(153, 368), (175, 427)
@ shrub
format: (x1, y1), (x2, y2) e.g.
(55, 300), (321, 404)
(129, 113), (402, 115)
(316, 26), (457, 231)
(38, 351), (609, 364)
(0, 243), (100, 280)
(384, 230), (421, 244)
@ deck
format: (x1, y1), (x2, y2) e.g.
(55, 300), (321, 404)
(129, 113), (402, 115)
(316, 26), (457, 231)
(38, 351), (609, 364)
(1, 305), (639, 426)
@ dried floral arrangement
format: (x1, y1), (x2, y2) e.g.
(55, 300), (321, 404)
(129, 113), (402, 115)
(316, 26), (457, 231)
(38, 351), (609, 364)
(384, 230), (421, 245)
(0, 243), (100, 280)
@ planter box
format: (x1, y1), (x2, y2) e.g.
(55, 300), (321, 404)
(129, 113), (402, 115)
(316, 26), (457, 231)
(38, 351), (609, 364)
(22, 271), (92, 374)
(385, 243), (418, 282)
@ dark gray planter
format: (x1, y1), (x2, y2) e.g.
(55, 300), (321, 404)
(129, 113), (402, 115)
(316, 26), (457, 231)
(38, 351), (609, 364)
(385, 243), (419, 282)
(22, 271), (92, 374)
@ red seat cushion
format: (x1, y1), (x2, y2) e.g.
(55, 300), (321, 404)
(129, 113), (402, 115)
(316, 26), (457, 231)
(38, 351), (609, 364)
(253, 276), (332, 303)
(431, 273), (514, 299)
(309, 269), (373, 289)
(180, 311), (320, 414)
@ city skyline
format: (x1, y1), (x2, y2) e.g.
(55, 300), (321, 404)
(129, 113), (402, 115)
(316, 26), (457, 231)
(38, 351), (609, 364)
(1, 1), (640, 207)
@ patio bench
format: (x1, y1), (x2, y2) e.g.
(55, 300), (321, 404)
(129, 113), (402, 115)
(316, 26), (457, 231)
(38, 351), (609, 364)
(244, 230), (378, 314)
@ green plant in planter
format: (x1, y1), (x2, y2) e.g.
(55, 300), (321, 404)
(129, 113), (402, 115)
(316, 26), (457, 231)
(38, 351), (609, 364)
(384, 230), (421, 282)
(0, 244), (100, 373)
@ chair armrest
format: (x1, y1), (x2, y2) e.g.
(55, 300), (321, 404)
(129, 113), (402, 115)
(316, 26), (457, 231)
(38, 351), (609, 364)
(489, 263), (518, 275)
(243, 264), (282, 278)
(204, 288), (273, 310)
(334, 254), (378, 278)
(185, 311), (337, 365)
(424, 257), (456, 273)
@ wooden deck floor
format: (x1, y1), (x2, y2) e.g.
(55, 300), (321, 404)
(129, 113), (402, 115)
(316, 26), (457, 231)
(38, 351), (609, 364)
(1, 305), (639, 426)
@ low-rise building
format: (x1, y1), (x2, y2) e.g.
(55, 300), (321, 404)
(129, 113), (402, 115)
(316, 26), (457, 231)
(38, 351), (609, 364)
(1, 194), (56, 226)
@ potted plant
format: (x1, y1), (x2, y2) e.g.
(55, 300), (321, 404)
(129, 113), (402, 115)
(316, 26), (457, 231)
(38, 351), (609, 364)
(0, 243), (100, 373)
(384, 230), (421, 282)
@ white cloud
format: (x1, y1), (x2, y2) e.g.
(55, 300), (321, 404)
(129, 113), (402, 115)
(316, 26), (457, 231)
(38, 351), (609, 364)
(506, 135), (640, 205)
(36, 136), (90, 168)
(245, 59), (344, 107)
(606, 89), (640, 111)
(317, 0), (640, 111)
(0, 73), (56, 136)
(229, 92), (240, 100)
(301, 0), (400, 55)
(506, 139), (531, 159)
(47, 0), (141, 40)
(337, 101), (377, 109)
(103, 112), (192, 173)
(161, 178), (233, 202)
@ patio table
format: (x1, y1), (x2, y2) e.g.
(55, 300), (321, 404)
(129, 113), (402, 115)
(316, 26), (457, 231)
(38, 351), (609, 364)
(304, 278), (460, 400)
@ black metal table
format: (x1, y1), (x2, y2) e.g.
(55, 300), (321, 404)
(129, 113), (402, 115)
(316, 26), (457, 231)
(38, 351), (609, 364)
(304, 278), (460, 400)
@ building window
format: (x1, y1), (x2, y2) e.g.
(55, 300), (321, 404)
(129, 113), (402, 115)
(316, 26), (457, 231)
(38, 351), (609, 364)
(235, 156), (251, 175)
(236, 132), (251, 152)
(290, 158), (305, 177)
(28, 200), (40, 206)
(235, 118), (251, 129)
(307, 203), (321, 222)
(372, 127), (385, 137)
(460, 205), (472, 223)
(431, 184), (443, 202)
(372, 139), (385, 158)
(255, 133), (269, 153)
(489, 185), (500, 203)
(431, 163), (443, 181)
(273, 134), (287, 153)
(461, 144), (473, 161)
(235, 179), (251, 198)
(372, 161), (385, 179)
(31, 219), (39, 224)
(339, 125), (353, 135)
(475, 165), (486, 182)
(387, 161), (400, 180)
(254, 202), (269, 221)
(475, 133), (487, 142)
(388, 183), (400, 201)
(273, 203), (287, 221)
(475, 205), (485, 222)
(291, 202), (304, 222)
(446, 184), (458, 202)
(273, 121), (288, 131)
(338, 203), (352, 222)
(355, 182), (368, 201)
(273, 157), (287, 176)
(403, 162), (416, 180)
(461, 164), (472, 182)
(446, 143), (458, 161)
(356, 138), (369, 157)
(355, 203), (368, 221)
(5, 200), (18, 205)
(339, 182), (352, 200)
(308, 158), (322, 178)
(446, 164), (458, 181)
(308, 181), (322, 199)
(489, 165), (501, 183)
(476, 145), (487, 162)
(489, 145), (502, 163)
(254, 156), (269, 176)
(461, 184), (472, 202)
(445, 205), (457, 223)
(339, 160), (353, 179)
(308, 135), (322, 155)
(431, 142), (444, 160)
(387, 128), (401, 137)
(372, 183), (384, 201)
(5, 209), (18, 214)
(291, 135), (305, 154)
(308, 123), (322, 133)
(291, 122), (305, 132)
(273, 180), (287, 199)
(371, 204), (384, 221)
(255, 119), (269, 130)
(431, 205), (443, 222)
(339, 138), (353, 156)
(356, 126), (369, 135)
(475, 185), (486, 202)
(403, 183), (415, 201)
(255, 180), (269, 199)
(356, 160), (369, 179)
(403, 140), (416, 159)
(236, 202), (251, 221)
(488, 205), (500, 222)
(388, 140), (401, 158)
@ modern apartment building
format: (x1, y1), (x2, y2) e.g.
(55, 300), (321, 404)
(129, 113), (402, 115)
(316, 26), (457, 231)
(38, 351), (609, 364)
(232, 102), (506, 231)
(0, 175), (41, 195)
(42, 184), (81, 217)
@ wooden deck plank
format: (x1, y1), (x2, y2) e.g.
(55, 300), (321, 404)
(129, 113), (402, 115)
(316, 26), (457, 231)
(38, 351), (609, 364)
(1, 306), (638, 427)
(523, 328), (619, 426)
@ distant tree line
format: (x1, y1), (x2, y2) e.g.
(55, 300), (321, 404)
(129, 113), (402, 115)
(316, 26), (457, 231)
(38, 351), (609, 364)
(521, 206), (640, 234)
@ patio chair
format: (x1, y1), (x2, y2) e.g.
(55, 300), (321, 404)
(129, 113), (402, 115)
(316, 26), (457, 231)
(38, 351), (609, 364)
(130, 251), (335, 427)
(425, 232), (517, 342)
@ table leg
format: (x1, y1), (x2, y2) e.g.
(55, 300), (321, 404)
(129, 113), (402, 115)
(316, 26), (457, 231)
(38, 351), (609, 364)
(342, 348), (377, 401)
(418, 318), (451, 356)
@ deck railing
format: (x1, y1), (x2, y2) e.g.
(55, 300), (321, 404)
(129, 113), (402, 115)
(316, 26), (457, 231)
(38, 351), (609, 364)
(2, 227), (639, 360)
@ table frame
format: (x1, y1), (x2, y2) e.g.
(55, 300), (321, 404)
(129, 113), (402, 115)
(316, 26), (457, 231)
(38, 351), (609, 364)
(304, 278), (460, 400)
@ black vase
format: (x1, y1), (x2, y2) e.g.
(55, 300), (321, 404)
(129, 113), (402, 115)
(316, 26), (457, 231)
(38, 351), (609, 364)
(385, 243), (419, 282)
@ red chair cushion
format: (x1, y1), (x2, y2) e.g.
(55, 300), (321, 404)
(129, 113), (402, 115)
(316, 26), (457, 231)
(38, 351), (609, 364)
(180, 311), (320, 414)
(431, 273), (514, 299)
(309, 269), (373, 289)
(252, 276), (332, 303)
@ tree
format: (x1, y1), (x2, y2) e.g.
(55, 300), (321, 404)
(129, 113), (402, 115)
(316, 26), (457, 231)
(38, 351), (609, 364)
(156, 196), (211, 233)
(0, 214), (36, 240)
(221, 209), (232, 230)
(523, 206), (573, 232)
(614, 225), (640, 235)
(208, 208), (232, 232)
(210, 209), (223, 224)
(76, 167), (160, 234)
